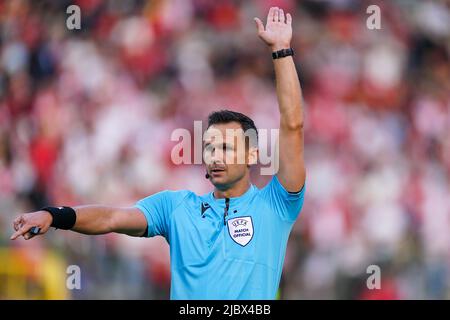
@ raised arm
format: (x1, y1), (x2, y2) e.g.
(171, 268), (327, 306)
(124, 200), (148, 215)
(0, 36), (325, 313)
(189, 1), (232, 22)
(254, 7), (306, 192)
(10, 205), (147, 240)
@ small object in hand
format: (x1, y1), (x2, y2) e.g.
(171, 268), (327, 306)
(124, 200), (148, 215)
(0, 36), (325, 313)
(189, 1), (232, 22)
(29, 226), (41, 235)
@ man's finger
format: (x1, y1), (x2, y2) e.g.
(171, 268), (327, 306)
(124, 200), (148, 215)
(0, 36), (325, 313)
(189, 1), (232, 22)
(279, 9), (285, 23)
(268, 7), (275, 23)
(254, 17), (264, 34)
(286, 13), (292, 25)
(13, 215), (24, 231)
(10, 224), (32, 240)
(273, 7), (279, 22)
(24, 232), (36, 240)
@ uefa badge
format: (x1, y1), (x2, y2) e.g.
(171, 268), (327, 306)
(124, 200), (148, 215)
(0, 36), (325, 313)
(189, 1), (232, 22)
(227, 216), (254, 246)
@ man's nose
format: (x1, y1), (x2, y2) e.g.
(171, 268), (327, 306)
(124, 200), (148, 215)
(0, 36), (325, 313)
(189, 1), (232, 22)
(211, 156), (225, 165)
(204, 146), (225, 165)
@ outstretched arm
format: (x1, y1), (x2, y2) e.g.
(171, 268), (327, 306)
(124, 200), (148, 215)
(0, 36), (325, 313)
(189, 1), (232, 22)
(10, 206), (147, 240)
(254, 7), (306, 192)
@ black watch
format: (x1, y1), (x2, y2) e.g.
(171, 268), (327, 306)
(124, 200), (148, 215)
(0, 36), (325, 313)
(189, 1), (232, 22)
(272, 48), (294, 59)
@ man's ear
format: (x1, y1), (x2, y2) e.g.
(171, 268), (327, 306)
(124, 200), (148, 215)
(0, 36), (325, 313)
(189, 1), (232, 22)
(247, 147), (258, 166)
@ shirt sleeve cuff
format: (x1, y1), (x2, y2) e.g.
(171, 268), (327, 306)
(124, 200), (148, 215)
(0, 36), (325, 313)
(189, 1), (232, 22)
(274, 174), (305, 200)
(134, 204), (154, 237)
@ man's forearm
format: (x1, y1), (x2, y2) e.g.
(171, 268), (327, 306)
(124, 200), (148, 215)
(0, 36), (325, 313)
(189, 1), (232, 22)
(71, 205), (147, 237)
(71, 205), (116, 235)
(273, 55), (304, 129)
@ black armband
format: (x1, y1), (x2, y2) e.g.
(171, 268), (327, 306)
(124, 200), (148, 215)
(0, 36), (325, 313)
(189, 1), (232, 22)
(272, 47), (294, 59)
(41, 206), (77, 230)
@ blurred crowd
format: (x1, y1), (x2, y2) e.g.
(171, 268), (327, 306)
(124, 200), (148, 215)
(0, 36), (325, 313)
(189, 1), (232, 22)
(1, 0), (449, 299)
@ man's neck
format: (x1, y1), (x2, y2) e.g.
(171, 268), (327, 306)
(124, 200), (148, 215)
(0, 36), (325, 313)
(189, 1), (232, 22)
(213, 180), (251, 199)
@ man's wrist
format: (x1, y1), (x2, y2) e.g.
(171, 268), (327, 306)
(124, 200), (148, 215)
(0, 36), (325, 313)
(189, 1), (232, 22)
(40, 210), (53, 225)
(41, 206), (77, 230)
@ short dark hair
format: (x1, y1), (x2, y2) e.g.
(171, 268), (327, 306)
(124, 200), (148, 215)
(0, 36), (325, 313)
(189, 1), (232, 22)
(207, 109), (258, 145)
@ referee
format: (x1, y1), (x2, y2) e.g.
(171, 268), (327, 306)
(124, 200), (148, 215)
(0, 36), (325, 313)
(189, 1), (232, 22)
(11, 7), (306, 300)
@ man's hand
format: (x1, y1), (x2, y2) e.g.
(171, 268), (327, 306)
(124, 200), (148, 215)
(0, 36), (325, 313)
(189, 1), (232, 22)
(254, 7), (292, 51)
(11, 211), (53, 240)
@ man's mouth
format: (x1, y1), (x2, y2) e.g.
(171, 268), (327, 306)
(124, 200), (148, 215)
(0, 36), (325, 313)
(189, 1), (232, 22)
(210, 167), (226, 176)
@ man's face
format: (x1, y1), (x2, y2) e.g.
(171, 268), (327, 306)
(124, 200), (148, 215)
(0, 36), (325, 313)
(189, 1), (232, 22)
(203, 122), (257, 190)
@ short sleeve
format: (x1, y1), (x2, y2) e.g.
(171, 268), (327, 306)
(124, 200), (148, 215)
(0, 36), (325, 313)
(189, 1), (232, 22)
(134, 190), (187, 239)
(259, 175), (306, 222)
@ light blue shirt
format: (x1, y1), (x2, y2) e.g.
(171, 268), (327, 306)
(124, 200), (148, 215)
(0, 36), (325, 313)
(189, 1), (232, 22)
(135, 175), (305, 299)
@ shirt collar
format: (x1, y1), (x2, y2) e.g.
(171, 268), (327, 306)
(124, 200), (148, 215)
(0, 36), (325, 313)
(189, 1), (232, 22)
(207, 184), (257, 208)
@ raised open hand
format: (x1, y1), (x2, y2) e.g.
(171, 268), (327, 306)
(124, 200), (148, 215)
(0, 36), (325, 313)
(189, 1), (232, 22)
(254, 7), (292, 51)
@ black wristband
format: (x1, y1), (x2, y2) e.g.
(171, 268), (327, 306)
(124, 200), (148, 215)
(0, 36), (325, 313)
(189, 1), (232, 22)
(272, 48), (294, 59)
(41, 206), (77, 230)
